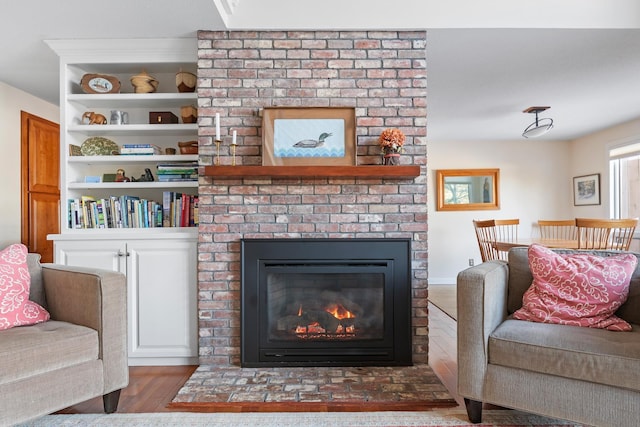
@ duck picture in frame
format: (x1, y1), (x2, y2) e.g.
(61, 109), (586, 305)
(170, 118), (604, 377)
(262, 107), (356, 166)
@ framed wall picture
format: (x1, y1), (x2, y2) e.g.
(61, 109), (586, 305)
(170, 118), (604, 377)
(261, 107), (356, 166)
(573, 173), (601, 206)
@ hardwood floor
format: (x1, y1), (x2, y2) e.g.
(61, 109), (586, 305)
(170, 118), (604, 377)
(428, 301), (463, 406)
(59, 303), (461, 413)
(57, 365), (198, 414)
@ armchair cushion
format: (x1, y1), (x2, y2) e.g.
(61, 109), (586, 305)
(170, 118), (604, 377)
(0, 320), (98, 384)
(490, 319), (640, 393)
(0, 244), (49, 330)
(513, 244), (636, 331)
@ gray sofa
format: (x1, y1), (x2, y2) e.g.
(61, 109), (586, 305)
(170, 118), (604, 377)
(457, 247), (640, 427)
(0, 253), (128, 426)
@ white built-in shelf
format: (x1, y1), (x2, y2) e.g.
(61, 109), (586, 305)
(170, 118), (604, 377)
(67, 92), (197, 108)
(68, 124), (198, 136)
(68, 154), (198, 164)
(68, 181), (198, 190)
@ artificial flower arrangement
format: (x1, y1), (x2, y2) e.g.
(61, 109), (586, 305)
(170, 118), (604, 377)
(378, 128), (406, 155)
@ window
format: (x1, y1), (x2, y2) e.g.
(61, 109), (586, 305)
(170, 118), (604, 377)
(609, 142), (640, 219)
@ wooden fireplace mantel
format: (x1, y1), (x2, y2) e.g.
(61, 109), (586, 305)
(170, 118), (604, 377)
(202, 165), (421, 179)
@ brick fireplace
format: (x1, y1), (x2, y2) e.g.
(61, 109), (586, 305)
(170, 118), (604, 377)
(196, 30), (427, 366)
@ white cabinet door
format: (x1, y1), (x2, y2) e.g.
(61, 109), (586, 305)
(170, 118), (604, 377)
(126, 239), (197, 363)
(54, 240), (124, 272)
(52, 236), (198, 365)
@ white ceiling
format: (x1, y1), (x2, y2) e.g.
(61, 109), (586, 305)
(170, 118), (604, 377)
(2, 0), (640, 142)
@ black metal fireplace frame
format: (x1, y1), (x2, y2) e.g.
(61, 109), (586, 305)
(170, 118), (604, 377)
(241, 238), (412, 367)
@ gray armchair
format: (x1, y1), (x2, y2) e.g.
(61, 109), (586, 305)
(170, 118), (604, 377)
(457, 247), (640, 427)
(0, 253), (128, 426)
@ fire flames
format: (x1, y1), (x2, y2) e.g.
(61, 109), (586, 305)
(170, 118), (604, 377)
(325, 303), (355, 320)
(295, 303), (356, 336)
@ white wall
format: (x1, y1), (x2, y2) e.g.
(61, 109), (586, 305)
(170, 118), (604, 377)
(0, 82), (59, 248)
(569, 117), (640, 219)
(428, 139), (573, 284)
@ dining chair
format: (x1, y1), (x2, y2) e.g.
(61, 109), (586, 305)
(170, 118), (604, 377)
(473, 219), (499, 262)
(538, 219), (577, 240)
(575, 218), (638, 250)
(493, 218), (520, 247)
(473, 219), (520, 261)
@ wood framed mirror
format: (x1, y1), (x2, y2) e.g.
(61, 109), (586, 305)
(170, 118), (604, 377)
(436, 168), (500, 211)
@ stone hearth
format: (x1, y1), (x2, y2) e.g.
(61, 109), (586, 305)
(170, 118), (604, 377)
(170, 364), (456, 409)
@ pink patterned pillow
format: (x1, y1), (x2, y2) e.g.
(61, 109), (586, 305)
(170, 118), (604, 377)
(513, 244), (637, 331)
(0, 244), (50, 331)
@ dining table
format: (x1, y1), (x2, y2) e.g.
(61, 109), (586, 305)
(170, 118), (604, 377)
(493, 238), (580, 253)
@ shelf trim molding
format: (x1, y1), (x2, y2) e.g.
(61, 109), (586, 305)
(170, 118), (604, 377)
(46, 38), (196, 63)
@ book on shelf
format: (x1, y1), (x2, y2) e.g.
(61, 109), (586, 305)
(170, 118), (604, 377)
(120, 145), (162, 155)
(157, 162), (197, 172)
(157, 161), (198, 166)
(156, 169), (198, 175)
(121, 144), (158, 148)
(157, 174), (197, 182)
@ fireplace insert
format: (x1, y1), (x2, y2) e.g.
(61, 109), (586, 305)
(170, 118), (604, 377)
(241, 238), (412, 367)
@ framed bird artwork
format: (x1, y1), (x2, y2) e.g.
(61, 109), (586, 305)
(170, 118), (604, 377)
(261, 107), (356, 166)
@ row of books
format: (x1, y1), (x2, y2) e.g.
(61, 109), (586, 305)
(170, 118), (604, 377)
(67, 192), (198, 229)
(157, 161), (198, 182)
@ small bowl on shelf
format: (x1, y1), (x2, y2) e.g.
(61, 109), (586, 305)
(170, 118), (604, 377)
(178, 141), (198, 154)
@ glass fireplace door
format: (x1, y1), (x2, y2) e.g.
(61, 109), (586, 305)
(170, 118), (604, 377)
(265, 266), (386, 344)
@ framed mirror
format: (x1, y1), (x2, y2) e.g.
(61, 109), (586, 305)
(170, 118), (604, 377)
(436, 168), (500, 211)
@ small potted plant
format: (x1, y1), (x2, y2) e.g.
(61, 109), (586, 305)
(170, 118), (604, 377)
(378, 128), (406, 165)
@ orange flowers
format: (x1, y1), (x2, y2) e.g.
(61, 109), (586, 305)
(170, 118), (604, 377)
(378, 128), (406, 154)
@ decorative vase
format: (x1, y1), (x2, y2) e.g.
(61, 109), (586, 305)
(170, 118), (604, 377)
(383, 153), (401, 165)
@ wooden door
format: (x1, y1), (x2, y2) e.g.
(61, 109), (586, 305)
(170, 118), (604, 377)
(20, 112), (60, 262)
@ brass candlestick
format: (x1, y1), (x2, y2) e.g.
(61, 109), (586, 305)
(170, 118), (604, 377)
(214, 139), (221, 165)
(231, 144), (237, 166)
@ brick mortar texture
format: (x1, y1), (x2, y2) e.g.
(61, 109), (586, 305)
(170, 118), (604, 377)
(197, 30), (427, 366)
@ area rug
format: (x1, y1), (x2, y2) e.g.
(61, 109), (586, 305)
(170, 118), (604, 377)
(168, 364), (458, 412)
(17, 409), (585, 426)
(428, 285), (457, 320)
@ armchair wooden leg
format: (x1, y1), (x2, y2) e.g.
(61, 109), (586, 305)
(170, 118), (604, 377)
(103, 389), (122, 413)
(464, 398), (483, 423)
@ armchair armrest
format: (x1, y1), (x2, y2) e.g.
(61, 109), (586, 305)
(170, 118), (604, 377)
(456, 260), (509, 400)
(41, 264), (128, 393)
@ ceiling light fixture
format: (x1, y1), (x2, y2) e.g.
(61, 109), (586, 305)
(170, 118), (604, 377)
(522, 106), (553, 138)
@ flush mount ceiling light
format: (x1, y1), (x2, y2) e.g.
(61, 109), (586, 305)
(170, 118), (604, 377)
(522, 106), (554, 138)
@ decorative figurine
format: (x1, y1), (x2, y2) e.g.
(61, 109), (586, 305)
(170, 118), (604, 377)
(81, 111), (108, 125)
(115, 168), (130, 182)
(131, 168), (155, 182)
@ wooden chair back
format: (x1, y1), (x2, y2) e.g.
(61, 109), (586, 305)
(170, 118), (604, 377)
(538, 219), (577, 240)
(473, 219), (499, 262)
(493, 219), (520, 251)
(575, 218), (638, 250)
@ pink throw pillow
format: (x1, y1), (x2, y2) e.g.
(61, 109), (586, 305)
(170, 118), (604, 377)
(0, 244), (50, 330)
(513, 244), (636, 331)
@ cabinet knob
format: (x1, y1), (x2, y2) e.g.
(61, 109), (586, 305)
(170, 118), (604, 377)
(117, 251), (130, 257)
